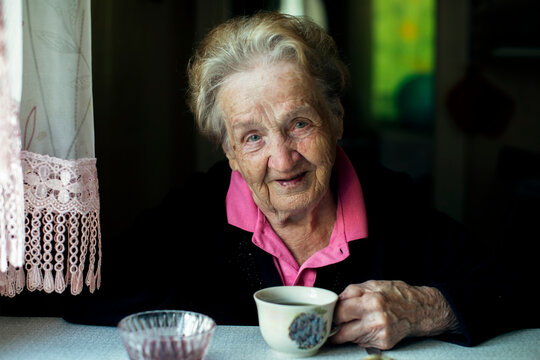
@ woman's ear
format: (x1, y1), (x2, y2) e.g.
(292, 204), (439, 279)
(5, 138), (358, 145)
(334, 99), (344, 140)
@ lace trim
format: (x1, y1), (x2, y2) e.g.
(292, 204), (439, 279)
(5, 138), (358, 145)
(0, 151), (101, 297)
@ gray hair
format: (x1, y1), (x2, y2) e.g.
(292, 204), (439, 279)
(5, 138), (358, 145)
(186, 11), (349, 149)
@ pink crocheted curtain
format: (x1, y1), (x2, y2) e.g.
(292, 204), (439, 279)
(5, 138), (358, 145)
(0, 0), (100, 297)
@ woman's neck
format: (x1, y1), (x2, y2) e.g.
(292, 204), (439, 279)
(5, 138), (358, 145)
(263, 190), (337, 266)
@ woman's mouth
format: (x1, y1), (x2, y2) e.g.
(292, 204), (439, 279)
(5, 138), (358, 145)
(276, 172), (307, 187)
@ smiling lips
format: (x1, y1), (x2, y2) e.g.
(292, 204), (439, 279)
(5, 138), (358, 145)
(275, 171), (307, 187)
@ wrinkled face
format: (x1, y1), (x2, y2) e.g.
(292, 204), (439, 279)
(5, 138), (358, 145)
(218, 61), (343, 219)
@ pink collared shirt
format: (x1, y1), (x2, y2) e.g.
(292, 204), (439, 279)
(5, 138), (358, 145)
(226, 146), (368, 287)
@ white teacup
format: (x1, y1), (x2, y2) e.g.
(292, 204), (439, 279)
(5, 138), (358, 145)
(254, 286), (338, 357)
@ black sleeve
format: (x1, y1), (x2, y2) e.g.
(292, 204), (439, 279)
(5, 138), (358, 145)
(353, 155), (536, 346)
(427, 212), (540, 346)
(63, 161), (233, 326)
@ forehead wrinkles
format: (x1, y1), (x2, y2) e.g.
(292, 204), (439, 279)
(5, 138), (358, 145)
(217, 62), (320, 133)
(228, 82), (312, 117)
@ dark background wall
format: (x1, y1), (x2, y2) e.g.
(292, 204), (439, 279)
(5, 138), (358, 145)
(92, 0), (539, 236)
(90, 0), (539, 284)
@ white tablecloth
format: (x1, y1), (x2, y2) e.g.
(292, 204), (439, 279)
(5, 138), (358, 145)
(0, 317), (539, 359)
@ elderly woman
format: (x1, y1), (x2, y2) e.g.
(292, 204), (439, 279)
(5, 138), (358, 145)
(176, 12), (499, 349)
(61, 11), (521, 350)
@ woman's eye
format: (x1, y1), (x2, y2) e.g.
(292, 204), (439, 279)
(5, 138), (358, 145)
(247, 134), (261, 142)
(294, 120), (308, 129)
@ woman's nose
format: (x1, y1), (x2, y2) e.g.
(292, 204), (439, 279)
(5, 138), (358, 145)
(267, 136), (300, 172)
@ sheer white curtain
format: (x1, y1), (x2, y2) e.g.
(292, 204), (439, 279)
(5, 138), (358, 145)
(0, 0), (25, 291)
(0, 0), (100, 297)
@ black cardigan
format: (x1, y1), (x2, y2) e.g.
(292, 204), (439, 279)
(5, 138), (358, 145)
(62, 151), (534, 347)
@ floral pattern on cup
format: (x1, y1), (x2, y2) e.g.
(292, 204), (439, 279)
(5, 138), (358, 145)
(288, 308), (328, 350)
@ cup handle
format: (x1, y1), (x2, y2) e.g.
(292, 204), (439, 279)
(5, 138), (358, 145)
(329, 323), (342, 337)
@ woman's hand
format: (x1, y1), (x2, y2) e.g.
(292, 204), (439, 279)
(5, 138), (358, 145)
(331, 280), (459, 350)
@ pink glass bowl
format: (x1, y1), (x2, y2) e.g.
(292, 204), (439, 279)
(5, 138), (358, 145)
(118, 310), (216, 360)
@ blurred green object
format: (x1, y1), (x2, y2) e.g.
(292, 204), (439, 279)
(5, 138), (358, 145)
(396, 73), (434, 130)
(372, 0), (435, 124)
